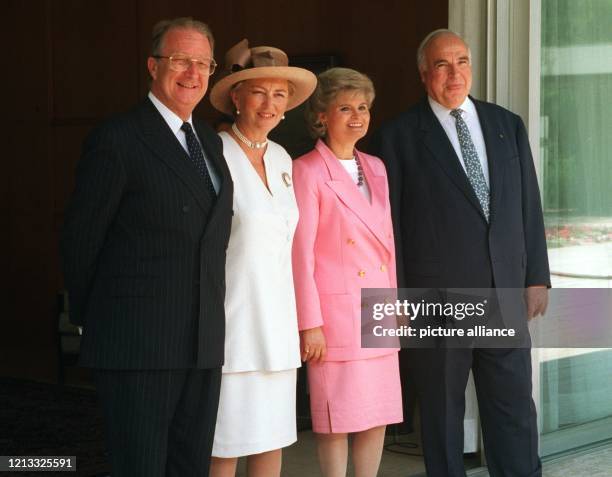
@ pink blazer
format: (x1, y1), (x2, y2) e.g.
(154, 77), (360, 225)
(292, 139), (398, 361)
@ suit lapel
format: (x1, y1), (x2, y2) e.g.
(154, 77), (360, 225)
(316, 140), (392, 255)
(418, 98), (487, 221)
(472, 98), (504, 223)
(135, 98), (214, 212)
(193, 118), (234, 238)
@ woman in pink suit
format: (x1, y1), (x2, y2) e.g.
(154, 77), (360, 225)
(292, 67), (403, 477)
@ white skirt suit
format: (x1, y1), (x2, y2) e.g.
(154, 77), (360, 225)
(212, 132), (301, 457)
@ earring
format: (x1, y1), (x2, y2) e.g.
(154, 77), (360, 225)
(281, 114), (286, 120)
(236, 109), (240, 115)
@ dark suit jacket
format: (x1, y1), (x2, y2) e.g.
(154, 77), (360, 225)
(61, 98), (233, 370)
(370, 97), (550, 324)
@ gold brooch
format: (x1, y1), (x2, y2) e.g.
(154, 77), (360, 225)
(282, 172), (292, 187)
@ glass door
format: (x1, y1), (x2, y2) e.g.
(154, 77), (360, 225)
(538, 0), (612, 457)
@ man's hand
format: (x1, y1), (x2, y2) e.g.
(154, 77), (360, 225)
(300, 327), (327, 362)
(525, 286), (549, 320)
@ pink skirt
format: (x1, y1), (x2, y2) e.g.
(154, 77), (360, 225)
(307, 352), (403, 433)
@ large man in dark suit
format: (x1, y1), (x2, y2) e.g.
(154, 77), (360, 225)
(370, 30), (550, 476)
(61, 17), (233, 477)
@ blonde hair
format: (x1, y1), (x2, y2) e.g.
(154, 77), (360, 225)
(305, 67), (375, 138)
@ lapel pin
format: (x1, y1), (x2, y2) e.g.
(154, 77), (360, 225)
(282, 172), (292, 187)
(499, 133), (504, 139)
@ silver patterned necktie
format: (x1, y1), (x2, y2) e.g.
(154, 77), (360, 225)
(450, 109), (490, 221)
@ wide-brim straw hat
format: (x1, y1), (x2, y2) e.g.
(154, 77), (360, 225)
(210, 39), (317, 115)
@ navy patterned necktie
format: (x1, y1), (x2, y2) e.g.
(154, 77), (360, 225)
(450, 109), (490, 221)
(180, 122), (217, 199)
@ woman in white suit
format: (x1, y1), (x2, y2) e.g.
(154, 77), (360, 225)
(208, 40), (316, 477)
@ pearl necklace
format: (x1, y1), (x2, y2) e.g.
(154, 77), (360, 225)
(232, 123), (268, 149)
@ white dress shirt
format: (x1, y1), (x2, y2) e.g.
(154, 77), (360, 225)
(429, 96), (490, 186)
(148, 91), (220, 192)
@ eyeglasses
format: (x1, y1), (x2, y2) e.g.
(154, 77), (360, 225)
(153, 55), (217, 75)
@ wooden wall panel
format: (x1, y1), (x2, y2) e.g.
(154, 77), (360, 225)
(51, 0), (140, 119)
(53, 124), (95, 215)
(5, 0), (49, 121)
(317, 0), (448, 131)
(235, 0), (331, 52)
(3, 123), (57, 381)
(3, 1), (56, 381)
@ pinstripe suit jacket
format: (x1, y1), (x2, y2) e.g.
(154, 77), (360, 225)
(61, 98), (233, 370)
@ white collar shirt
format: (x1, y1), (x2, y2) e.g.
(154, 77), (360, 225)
(429, 96), (490, 187)
(148, 91), (220, 192)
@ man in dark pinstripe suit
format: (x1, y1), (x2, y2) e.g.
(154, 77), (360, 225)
(61, 18), (233, 477)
